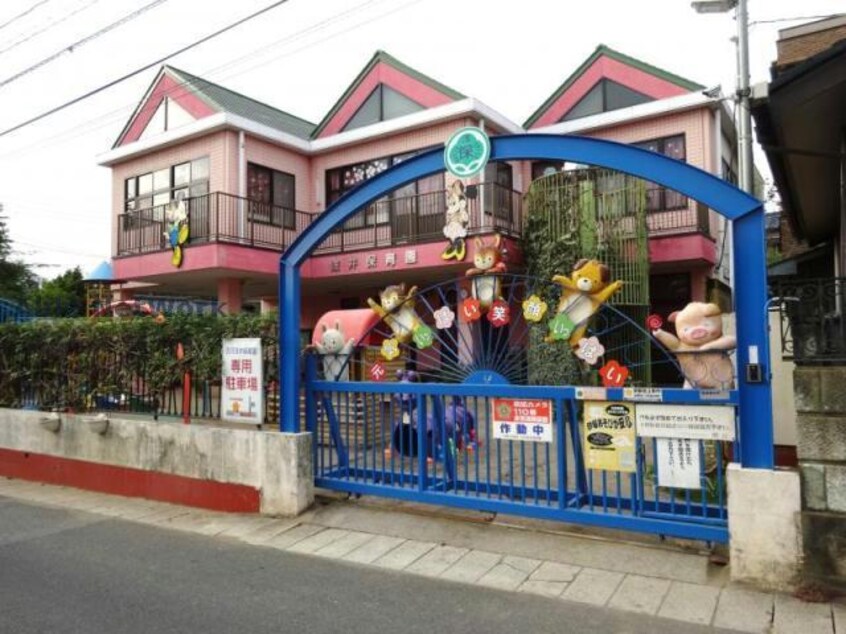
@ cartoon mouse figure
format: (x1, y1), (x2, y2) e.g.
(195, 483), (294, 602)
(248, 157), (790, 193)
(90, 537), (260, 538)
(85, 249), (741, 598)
(442, 181), (470, 261)
(466, 234), (507, 311)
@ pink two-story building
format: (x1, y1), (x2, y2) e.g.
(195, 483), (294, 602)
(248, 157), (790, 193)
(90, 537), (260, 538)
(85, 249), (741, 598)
(97, 45), (738, 338)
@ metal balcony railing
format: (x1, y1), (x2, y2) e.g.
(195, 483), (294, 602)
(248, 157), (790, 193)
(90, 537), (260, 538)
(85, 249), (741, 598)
(115, 184), (524, 258)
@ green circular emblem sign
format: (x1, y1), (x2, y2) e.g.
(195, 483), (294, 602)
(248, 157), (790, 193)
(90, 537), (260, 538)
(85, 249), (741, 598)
(444, 126), (491, 178)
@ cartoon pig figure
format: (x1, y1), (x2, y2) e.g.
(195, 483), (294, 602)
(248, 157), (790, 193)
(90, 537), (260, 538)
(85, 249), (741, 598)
(652, 302), (736, 389)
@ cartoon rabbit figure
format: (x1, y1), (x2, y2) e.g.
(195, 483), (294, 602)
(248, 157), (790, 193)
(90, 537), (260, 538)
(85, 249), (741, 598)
(466, 234), (507, 311)
(314, 320), (355, 381)
(442, 180), (470, 261)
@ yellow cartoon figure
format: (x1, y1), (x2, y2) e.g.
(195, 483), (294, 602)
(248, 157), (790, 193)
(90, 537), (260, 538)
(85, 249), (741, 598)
(548, 259), (622, 349)
(367, 283), (423, 344)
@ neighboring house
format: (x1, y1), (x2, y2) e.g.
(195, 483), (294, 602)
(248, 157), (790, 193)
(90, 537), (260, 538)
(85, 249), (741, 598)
(752, 14), (846, 589)
(97, 46), (739, 340)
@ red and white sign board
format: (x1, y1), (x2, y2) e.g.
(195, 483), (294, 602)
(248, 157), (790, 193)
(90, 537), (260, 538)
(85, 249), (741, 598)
(222, 338), (263, 424)
(492, 399), (553, 443)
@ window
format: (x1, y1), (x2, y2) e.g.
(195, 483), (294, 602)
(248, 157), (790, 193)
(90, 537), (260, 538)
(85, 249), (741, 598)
(561, 79), (653, 122)
(124, 156), (210, 219)
(342, 84), (424, 132)
(247, 163), (296, 229)
(484, 162), (514, 220)
(633, 135), (687, 210)
(325, 152), (444, 229)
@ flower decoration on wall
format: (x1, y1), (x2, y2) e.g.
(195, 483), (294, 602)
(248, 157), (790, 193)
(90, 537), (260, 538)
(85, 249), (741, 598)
(598, 360), (629, 387)
(433, 306), (455, 330)
(646, 314), (664, 331)
(487, 299), (511, 327)
(575, 336), (605, 365)
(547, 312), (576, 341)
(380, 338), (401, 361)
(412, 324), (435, 349)
(369, 361), (387, 382)
(522, 295), (548, 323)
(460, 297), (482, 323)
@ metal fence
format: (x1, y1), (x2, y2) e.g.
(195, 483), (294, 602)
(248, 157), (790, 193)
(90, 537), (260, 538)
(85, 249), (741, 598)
(306, 365), (734, 543)
(769, 277), (845, 364)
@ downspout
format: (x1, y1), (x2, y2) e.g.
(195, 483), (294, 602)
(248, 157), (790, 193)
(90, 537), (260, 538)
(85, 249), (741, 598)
(238, 130), (246, 239)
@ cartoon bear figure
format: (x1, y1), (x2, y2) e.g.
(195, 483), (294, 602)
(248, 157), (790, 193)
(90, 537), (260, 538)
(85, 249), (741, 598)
(466, 234), (507, 311)
(652, 302), (736, 389)
(314, 320), (355, 381)
(367, 284), (422, 344)
(548, 259), (623, 349)
(442, 181), (470, 261)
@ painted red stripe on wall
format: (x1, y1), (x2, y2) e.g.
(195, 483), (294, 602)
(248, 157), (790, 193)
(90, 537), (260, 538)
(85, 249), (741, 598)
(0, 448), (260, 513)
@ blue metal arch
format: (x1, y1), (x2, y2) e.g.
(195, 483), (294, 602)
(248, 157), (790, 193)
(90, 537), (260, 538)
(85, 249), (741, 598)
(279, 134), (772, 468)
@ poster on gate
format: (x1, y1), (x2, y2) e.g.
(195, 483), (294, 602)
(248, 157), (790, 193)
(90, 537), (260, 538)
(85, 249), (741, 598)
(222, 338), (263, 424)
(492, 399), (553, 443)
(655, 437), (701, 489)
(582, 401), (637, 472)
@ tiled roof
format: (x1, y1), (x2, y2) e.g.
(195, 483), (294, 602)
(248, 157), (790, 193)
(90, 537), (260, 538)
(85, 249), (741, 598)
(166, 66), (316, 139)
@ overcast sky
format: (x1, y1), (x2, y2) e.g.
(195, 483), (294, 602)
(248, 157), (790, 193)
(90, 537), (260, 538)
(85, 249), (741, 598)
(0, 0), (841, 277)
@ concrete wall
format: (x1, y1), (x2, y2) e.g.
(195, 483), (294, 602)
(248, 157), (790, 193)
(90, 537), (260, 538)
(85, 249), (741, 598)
(0, 409), (312, 517)
(793, 366), (846, 589)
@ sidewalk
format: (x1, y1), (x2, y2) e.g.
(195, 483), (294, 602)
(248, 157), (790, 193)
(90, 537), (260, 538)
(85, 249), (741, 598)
(1, 477), (842, 633)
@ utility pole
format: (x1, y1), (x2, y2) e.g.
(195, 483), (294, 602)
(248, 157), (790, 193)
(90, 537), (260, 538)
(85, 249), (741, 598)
(736, 0), (754, 194)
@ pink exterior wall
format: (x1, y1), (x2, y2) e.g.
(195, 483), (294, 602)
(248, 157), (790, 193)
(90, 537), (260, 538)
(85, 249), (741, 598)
(530, 55), (691, 129)
(311, 118), (477, 212)
(118, 74), (217, 146)
(317, 61), (456, 138)
(244, 135), (313, 211)
(110, 131), (237, 255)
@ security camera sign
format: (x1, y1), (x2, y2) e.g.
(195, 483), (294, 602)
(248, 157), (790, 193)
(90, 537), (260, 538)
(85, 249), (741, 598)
(492, 399), (552, 443)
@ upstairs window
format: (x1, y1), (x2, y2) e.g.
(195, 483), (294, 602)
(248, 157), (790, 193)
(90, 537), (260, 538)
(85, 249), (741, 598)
(124, 156), (209, 215)
(633, 135), (687, 210)
(247, 163), (296, 229)
(342, 84), (424, 132)
(561, 79), (652, 122)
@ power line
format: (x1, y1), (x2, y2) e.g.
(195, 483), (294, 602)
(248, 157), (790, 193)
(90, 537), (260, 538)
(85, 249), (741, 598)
(0, 0), (171, 89)
(0, 0), (53, 32)
(0, 0), (103, 57)
(0, 0), (290, 139)
(749, 13), (841, 26)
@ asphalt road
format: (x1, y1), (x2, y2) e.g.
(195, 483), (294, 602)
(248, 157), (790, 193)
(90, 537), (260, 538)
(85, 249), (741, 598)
(0, 495), (732, 634)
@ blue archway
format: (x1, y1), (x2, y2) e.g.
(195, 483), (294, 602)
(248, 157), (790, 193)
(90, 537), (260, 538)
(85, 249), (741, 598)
(279, 134), (772, 469)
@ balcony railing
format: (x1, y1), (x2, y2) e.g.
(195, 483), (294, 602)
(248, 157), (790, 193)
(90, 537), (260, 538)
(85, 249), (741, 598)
(116, 185), (524, 258)
(770, 277), (846, 364)
(314, 183), (523, 254)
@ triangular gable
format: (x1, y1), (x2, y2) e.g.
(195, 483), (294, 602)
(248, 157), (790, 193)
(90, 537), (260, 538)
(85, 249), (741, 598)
(313, 50), (465, 138)
(524, 45), (705, 129)
(114, 67), (218, 147)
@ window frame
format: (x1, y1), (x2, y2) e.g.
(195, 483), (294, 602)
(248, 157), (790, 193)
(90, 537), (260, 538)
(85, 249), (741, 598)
(632, 134), (688, 211)
(246, 162), (296, 230)
(123, 156), (211, 222)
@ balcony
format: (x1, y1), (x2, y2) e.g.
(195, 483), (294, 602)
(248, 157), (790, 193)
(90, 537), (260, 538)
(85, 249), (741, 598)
(116, 185), (523, 258)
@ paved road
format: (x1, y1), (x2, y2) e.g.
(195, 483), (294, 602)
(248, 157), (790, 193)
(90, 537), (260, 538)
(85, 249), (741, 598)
(0, 495), (733, 634)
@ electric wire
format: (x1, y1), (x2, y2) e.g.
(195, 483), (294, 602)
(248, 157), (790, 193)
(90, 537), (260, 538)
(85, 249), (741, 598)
(0, 0), (53, 33)
(0, 0), (171, 89)
(0, 0), (416, 156)
(0, 0), (290, 138)
(0, 0), (103, 57)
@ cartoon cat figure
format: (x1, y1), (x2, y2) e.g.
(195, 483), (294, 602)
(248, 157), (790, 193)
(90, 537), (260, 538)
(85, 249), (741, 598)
(367, 284), (423, 344)
(314, 320), (355, 381)
(466, 234), (507, 311)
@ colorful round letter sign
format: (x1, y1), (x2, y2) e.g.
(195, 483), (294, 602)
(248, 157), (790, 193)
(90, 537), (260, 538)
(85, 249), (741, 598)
(444, 127), (491, 178)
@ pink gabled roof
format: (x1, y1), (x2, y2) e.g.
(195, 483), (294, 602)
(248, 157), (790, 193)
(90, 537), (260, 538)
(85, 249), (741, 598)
(312, 50), (465, 139)
(525, 45), (704, 129)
